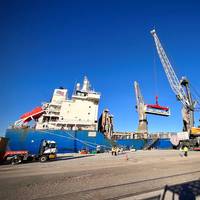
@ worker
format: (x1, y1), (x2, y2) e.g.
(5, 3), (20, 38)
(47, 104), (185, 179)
(111, 146), (117, 156)
(179, 146), (184, 157)
(111, 146), (115, 155)
(114, 146), (117, 156)
(183, 145), (189, 157)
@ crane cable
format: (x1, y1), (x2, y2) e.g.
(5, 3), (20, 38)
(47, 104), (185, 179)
(152, 25), (159, 102)
(40, 130), (112, 149)
(153, 45), (159, 102)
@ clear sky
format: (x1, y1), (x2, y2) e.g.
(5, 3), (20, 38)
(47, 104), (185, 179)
(1, 0), (200, 136)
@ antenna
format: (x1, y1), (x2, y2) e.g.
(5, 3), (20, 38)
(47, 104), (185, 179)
(73, 80), (77, 95)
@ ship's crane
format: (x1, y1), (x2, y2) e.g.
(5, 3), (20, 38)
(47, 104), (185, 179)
(134, 81), (170, 135)
(151, 29), (200, 136)
(134, 81), (148, 134)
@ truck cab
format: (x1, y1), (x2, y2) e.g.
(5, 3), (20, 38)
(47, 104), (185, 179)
(39, 140), (57, 162)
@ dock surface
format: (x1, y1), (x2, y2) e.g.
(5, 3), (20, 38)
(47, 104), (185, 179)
(0, 150), (200, 200)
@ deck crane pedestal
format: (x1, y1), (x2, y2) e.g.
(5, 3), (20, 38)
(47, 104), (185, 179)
(134, 81), (148, 137)
(151, 29), (200, 147)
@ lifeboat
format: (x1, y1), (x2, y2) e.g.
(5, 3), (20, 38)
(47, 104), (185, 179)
(20, 107), (44, 123)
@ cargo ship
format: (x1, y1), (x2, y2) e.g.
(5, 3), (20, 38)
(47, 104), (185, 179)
(5, 76), (173, 153)
(6, 76), (115, 153)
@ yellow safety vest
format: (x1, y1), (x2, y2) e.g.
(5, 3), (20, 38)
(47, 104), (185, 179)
(183, 147), (188, 152)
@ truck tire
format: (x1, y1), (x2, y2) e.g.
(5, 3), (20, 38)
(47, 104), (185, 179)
(40, 155), (47, 162)
(26, 156), (33, 162)
(11, 156), (22, 165)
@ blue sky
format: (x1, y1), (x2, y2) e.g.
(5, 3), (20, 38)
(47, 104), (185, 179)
(1, 0), (200, 135)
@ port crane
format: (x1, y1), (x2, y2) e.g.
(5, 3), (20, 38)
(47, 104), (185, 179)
(151, 29), (200, 142)
(134, 81), (170, 135)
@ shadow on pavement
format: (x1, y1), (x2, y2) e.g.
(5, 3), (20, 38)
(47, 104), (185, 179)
(142, 180), (200, 200)
(160, 179), (200, 200)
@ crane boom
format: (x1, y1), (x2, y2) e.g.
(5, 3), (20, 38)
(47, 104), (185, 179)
(151, 29), (196, 132)
(150, 30), (190, 108)
(134, 81), (144, 113)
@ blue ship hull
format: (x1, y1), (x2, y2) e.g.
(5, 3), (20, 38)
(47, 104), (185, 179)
(5, 129), (173, 154)
(5, 129), (112, 154)
(116, 138), (173, 150)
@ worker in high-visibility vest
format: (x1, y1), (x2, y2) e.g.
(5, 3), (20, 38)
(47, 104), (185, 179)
(183, 146), (189, 157)
(111, 146), (117, 156)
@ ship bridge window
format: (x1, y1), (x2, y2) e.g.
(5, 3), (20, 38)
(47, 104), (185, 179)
(43, 117), (50, 123)
(76, 91), (87, 96)
(51, 117), (59, 122)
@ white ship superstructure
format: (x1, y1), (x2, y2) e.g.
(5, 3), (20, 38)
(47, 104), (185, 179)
(33, 76), (100, 130)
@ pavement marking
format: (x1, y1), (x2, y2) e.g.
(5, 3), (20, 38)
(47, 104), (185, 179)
(118, 189), (163, 200)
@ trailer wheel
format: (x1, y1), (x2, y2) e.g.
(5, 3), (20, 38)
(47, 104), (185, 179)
(40, 155), (47, 162)
(11, 156), (22, 165)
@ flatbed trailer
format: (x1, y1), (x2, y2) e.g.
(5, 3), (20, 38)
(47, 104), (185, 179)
(192, 147), (200, 151)
(1, 150), (29, 164)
